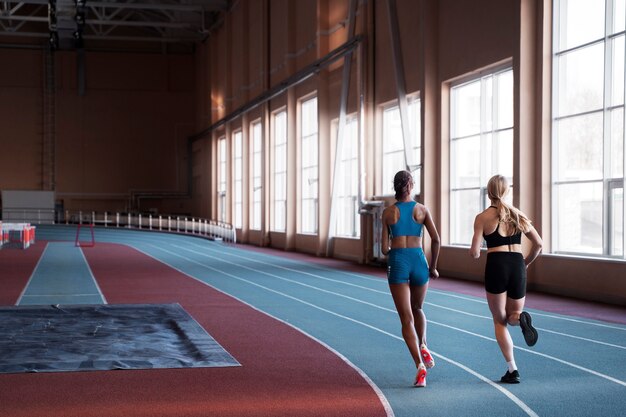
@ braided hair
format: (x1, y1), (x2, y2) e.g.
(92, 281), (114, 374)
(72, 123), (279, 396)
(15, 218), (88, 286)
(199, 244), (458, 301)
(487, 175), (531, 234)
(393, 170), (413, 200)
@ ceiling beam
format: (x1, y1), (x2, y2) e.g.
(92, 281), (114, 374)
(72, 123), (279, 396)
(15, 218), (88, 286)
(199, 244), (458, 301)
(1, 0), (228, 12)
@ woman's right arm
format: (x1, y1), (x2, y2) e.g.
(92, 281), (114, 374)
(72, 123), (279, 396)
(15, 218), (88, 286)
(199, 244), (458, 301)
(381, 209), (390, 256)
(469, 215), (483, 259)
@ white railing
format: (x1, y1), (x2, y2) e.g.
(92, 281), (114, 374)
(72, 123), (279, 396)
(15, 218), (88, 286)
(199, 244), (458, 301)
(52, 210), (235, 244)
(1, 208), (55, 224)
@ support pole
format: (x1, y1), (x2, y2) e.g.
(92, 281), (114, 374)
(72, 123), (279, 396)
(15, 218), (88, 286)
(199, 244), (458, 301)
(386, 0), (415, 172)
(326, 0), (358, 256)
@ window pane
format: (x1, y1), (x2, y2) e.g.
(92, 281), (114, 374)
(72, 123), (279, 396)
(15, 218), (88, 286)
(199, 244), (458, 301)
(611, 187), (623, 256)
(452, 80), (481, 137)
(494, 129), (514, 180)
(302, 199), (317, 234)
(302, 97), (318, 136)
(451, 136), (481, 188)
(275, 201), (285, 232)
(411, 167), (421, 196)
(615, 0), (626, 34)
(556, 182), (603, 254)
(381, 99), (421, 195)
(451, 189), (481, 244)
(557, 44), (605, 116)
(337, 118), (360, 237)
(496, 70), (514, 129)
(301, 97), (318, 234)
(558, 0), (605, 50)
(251, 122), (262, 231)
(382, 150), (406, 194)
(556, 113), (603, 181)
(273, 111), (287, 232)
(409, 100), (422, 167)
(611, 35), (625, 107)
(610, 108), (624, 178)
(383, 107), (405, 152)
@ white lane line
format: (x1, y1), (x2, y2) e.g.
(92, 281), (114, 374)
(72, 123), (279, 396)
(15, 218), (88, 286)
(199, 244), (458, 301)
(77, 246), (108, 304)
(187, 243), (626, 345)
(186, 241), (625, 331)
(15, 243), (50, 306)
(426, 304), (626, 350)
(146, 244), (540, 417)
(170, 243), (626, 387)
(127, 245), (396, 417)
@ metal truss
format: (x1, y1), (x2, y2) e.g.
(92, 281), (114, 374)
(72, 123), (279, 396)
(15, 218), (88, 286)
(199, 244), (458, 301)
(0, 0), (228, 47)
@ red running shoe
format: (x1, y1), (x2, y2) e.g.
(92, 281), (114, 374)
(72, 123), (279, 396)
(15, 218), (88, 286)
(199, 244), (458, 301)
(420, 344), (435, 369)
(414, 364), (427, 387)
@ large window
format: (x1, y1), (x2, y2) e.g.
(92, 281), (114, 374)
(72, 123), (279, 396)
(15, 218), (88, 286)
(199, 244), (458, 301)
(381, 97), (421, 196)
(251, 121), (262, 230)
(301, 96), (318, 234)
(233, 130), (243, 229)
(218, 137), (227, 223)
(553, 0), (625, 256)
(450, 67), (514, 245)
(336, 116), (360, 237)
(273, 110), (287, 232)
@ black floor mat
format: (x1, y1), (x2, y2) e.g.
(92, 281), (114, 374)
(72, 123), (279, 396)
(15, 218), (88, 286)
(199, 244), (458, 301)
(0, 303), (240, 373)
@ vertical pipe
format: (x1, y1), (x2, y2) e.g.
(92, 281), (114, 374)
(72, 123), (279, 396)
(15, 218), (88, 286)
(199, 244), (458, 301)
(326, 0), (359, 256)
(386, 0), (414, 172)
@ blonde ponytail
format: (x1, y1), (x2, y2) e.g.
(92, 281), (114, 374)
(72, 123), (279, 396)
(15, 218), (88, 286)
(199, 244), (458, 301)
(487, 175), (532, 234)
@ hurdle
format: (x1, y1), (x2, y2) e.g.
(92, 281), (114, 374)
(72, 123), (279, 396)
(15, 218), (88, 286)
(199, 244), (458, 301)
(75, 223), (95, 247)
(1, 222), (36, 249)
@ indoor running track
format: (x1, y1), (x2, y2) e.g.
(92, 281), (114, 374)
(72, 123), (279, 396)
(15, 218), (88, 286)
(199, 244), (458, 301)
(1, 225), (625, 417)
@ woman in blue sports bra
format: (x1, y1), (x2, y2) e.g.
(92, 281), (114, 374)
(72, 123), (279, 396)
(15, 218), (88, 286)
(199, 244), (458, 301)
(469, 175), (543, 384)
(381, 170), (440, 387)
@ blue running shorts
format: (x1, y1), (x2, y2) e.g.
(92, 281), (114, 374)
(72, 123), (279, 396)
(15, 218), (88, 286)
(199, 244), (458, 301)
(387, 247), (429, 286)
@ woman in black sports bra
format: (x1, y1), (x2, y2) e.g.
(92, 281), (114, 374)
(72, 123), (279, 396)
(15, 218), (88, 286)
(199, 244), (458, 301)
(469, 175), (543, 384)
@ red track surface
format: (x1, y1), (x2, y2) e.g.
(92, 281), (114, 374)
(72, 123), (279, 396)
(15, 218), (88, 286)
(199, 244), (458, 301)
(0, 242), (388, 417)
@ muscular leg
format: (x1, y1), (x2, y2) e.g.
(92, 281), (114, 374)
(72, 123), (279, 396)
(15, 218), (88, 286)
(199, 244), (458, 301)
(486, 292), (515, 363)
(410, 282), (429, 346)
(506, 296), (525, 326)
(389, 283), (423, 368)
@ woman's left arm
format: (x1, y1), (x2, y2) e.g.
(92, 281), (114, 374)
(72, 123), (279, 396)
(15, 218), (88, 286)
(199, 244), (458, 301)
(524, 226), (543, 267)
(423, 208), (440, 278)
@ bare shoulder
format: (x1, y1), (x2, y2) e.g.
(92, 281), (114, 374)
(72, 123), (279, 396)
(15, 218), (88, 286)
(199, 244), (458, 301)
(382, 204), (398, 221)
(474, 208), (491, 224)
(413, 202), (429, 222)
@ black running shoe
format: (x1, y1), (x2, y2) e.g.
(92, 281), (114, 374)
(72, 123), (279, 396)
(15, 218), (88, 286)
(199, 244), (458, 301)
(500, 370), (520, 384)
(519, 311), (539, 346)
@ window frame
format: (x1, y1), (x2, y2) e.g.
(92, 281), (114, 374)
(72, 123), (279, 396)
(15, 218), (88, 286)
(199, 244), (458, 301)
(233, 129), (243, 229)
(250, 120), (263, 231)
(300, 95), (319, 235)
(380, 95), (422, 197)
(449, 64), (515, 246)
(333, 114), (361, 238)
(552, 0), (626, 258)
(272, 109), (287, 232)
(217, 136), (227, 223)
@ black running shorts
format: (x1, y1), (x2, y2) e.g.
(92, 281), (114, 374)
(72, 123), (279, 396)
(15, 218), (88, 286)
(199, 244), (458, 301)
(484, 252), (526, 299)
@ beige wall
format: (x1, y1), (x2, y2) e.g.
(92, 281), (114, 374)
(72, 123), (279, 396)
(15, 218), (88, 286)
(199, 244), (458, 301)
(0, 48), (196, 215)
(0, 49), (43, 191)
(193, 0), (626, 306)
(2, 1), (623, 305)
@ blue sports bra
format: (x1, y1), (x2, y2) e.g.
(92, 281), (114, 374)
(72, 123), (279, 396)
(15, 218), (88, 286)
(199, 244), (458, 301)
(388, 201), (424, 238)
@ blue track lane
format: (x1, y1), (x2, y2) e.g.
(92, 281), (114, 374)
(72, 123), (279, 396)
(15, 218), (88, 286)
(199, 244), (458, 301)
(35, 226), (626, 417)
(18, 241), (106, 306)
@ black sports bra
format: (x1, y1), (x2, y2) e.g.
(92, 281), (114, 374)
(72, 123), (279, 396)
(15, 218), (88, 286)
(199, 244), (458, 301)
(484, 228), (522, 248)
(483, 206), (522, 248)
